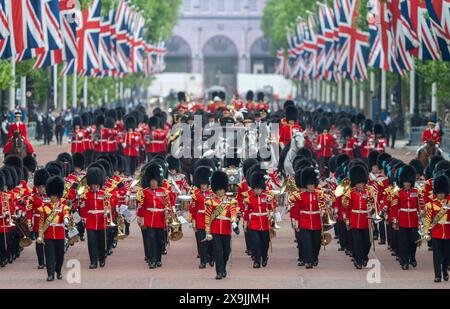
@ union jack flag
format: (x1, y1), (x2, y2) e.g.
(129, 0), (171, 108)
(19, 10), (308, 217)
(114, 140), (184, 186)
(144, 43), (154, 78)
(129, 11), (145, 74)
(337, 0), (370, 80)
(0, 0), (8, 40)
(317, 3), (338, 81)
(76, 0), (101, 76)
(425, 0), (450, 60)
(275, 49), (290, 78)
(99, 14), (117, 76)
(303, 14), (318, 80)
(367, 0), (405, 75)
(115, 0), (132, 75)
(400, 0), (441, 61)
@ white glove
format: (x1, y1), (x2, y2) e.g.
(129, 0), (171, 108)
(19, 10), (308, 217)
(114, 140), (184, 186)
(64, 217), (69, 226)
(232, 222), (238, 230)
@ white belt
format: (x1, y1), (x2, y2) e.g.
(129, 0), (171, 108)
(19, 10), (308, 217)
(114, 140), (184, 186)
(197, 210), (206, 214)
(300, 210), (321, 215)
(437, 222), (450, 225)
(72, 141), (82, 143)
(151, 140), (165, 144)
(146, 208), (165, 212)
(33, 214), (40, 217)
(49, 223), (64, 227)
(399, 208), (417, 213)
(352, 209), (369, 214)
(88, 210), (104, 214)
(342, 148), (353, 151)
(216, 216), (230, 221)
(250, 212), (269, 217)
(0, 215), (6, 219)
(0, 225), (10, 228)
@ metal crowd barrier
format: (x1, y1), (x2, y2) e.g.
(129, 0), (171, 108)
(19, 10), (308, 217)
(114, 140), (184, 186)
(27, 122), (37, 141)
(410, 126), (450, 153)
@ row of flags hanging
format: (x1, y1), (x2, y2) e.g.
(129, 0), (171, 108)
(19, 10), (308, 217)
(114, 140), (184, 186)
(0, 0), (167, 78)
(275, 0), (450, 82)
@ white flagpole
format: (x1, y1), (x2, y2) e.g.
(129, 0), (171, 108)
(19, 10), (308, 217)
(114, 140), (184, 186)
(53, 65), (58, 109)
(83, 77), (88, 109)
(352, 80), (357, 109)
(345, 79), (350, 107)
(359, 82), (365, 111)
(9, 57), (15, 111)
(72, 74), (77, 110)
(409, 62), (415, 115)
(20, 76), (26, 109)
(337, 79), (342, 106)
(381, 70), (387, 111)
(62, 74), (67, 111)
(431, 82), (438, 113)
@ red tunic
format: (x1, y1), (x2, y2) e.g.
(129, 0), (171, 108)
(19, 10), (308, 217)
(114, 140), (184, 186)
(374, 138), (388, 153)
(205, 195), (238, 235)
(289, 189), (325, 231)
(279, 124), (302, 148)
(28, 193), (50, 233)
(122, 131), (142, 157)
(38, 201), (70, 240)
(83, 127), (95, 151)
(190, 188), (214, 230)
(317, 133), (337, 158)
(391, 188), (420, 228)
(80, 188), (117, 230)
(71, 129), (85, 154)
(94, 128), (110, 153)
(243, 190), (273, 231)
(344, 186), (375, 229)
(0, 193), (15, 233)
(4, 122), (34, 154)
(426, 196), (450, 239)
(422, 128), (441, 145)
(137, 187), (170, 229)
(146, 129), (167, 154)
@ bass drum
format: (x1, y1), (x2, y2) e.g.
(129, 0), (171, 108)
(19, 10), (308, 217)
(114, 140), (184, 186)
(176, 195), (192, 211)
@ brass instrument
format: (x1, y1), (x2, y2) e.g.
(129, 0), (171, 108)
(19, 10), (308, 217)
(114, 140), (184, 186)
(169, 130), (182, 143)
(76, 176), (88, 197)
(13, 215), (33, 248)
(36, 202), (63, 245)
(66, 216), (80, 246)
(417, 200), (450, 245)
(167, 206), (183, 241)
(103, 187), (116, 228)
(335, 178), (350, 197)
(114, 213), (127, 241)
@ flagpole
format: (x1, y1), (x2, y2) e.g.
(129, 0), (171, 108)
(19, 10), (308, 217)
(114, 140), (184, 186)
(359, 82), (365, 112)
(62, 74), (67, 111)
(337, 79), (342, 107)
(20, 76), (26, 109)
(344, 79), (350, 109)
(53, 65), (58, 110)
(9, 57), (15, 111)
(72, 74), (77, 111)
(431, 82), (438, 113)
(381, 70), (387, 113)
(83, 77), (88, 110)
(352, 80), (357, 110)
(409, 62), (415, 115)
(321, 81), (327, 104)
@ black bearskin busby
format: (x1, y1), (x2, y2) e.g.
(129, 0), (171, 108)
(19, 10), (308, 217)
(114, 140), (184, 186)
(318, 117), (331, 133)
(246, 90), (254, 101)
(409, 159), (424, 177)
(285, 105), (298, 122)
(178, 91), (186, 103)
(368, 151), (380, 169)
(433, 175), (450, 196)
(125, 115), (137, 130)
(167, 155), (180, 172)
(23, 155), (37, 173)
(105, 117), (115, 129)
(34, 169), (50, 187)
(399, 165), (417, 188)
(142, 164), (164, 187)
(257, 92), (265, 102)
(211, 171), (229, 193)
(96, 115), (105, 127)
(363, 119), (373, 133)
(194, 158), (217, 172)
(342, 126), (353, 138)
(73, 116), (82, 129)
(377, 153), (392, 170)
(249, 171), (266, 190)
(242, 158), (259, 179)
(4, 155), (23, 171)
(194, 166), (213, 187)
(45, 176), (65, 198)
(73, 152), (85, 170)
(86, 167), (105, 187)
(148, 116), (159, 129)
(374, 123), (384, 136)
(349, 165), (368, 187)
(300, 167), (319, 188)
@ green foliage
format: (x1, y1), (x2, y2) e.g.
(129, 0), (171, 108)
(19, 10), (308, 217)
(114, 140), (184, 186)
(416, 60), (450, 107)
(0, 60), (13, 90)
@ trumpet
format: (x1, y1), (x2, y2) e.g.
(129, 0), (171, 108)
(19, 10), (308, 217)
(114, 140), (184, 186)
(417, 201), (450, 245)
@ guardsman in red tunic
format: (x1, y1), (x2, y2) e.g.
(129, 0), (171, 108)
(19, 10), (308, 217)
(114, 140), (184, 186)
(243, 171), (274, 268)
(105, 117), (118, 153)
(122, 116), (141, 176)
(245, 90), (256, 111)
(28, 169), (51, 269)
(422, 121), (441, 146)
(359, 120), (375, 158)
(80, 167), (110, 269)
(94, 115), (110, 156)
(136, 164), (171, 269)
(37, 176), (71, 281)
(289, 167), (326, 269)
(279, 105), (301, 150)
(70, 117), (85, 154)
(333, 166), (351, 255)
(343, 165), (376, 269)
(190, 166), (215, 268)
(316, 117), (337, 169)
(146, 116), (167, 162)
(422, 175), (450, 283)
(340, 126), (357, 158)
(390, 165), (421, 270)
(373, 124), (388, 153)
(372, 153), (392, 246)
(82, 113), (95, 165)
(4, 110), (34, 155)
(204, 171), (238, 280)
(0, 175), (14, 268)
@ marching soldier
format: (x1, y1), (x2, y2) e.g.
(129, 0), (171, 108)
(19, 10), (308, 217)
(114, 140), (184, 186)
(289, 167), (326, 269)
(243, 171), (273, 268)
(359, 120), (374, 158)
(340, 126), (357, 158)
(37, 176), (70, 281)
(343, 164), (375, 269)
(190, 166), (215, 268)
(390, 165), (421, 270)
(28, 169), (51, 269)
(423, 175), (450, 282)
(316, 117), (337, 169)
(122, 116), (142, 176)
(137, 164), (171, 269)
(82, 113), (95, 165)
(279, 105), (301, 150)
(146, 116), (168, 162)
(70, 117), (85, 154)
(94, 115), (109, 157)
(204, 171), (238, 280)
(0, 174), (13, 268)
(373, 124), (388, 153)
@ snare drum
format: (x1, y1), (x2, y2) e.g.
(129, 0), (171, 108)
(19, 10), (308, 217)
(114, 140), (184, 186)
(177, 195), (192, 211)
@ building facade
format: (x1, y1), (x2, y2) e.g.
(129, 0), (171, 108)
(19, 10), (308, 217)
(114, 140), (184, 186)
(165, 0), (275, 93)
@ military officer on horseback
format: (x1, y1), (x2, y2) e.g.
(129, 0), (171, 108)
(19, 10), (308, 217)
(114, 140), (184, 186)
(3, 110), (35, 157)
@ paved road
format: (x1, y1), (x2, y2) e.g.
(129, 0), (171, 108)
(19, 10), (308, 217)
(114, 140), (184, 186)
(0, 141), (448, 289)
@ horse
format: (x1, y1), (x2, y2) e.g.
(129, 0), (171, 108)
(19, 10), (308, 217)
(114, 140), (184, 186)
(6, 130), (29, 159)
(417, 139), (442, 169)
(278, 130), (306, 177)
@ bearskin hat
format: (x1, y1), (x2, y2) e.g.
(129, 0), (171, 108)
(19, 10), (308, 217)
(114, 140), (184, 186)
(107, 109), (117, 121)
(125, 115), (137, 130)
(368, 151), (380, 169)
(318, 117), (331, 133)
(81, 113), (92, 126)
(329, 156), (338, 174)
(23, 155), (37, 173)
(86, 167), (105, 187)
(148, 116), (160, 128)
(57, 152), (73, 171)
(257, 92), (265, 102)
(283, 100), (295, 110)
(301, 167), (319, 188)
(116, 155), (126, 174)
(0, 173), (5, 192)
(167, 155), (180, 171)
(194, 166), (213, 187)
(4, 155), (23, 171)
(45, 161), (63, 177)
(363, 119), (373, 133)
(297, 147), (313, 159)
(374, 123), (384, 136)
(178, 91), (186, 102)
(342, 126), (353, 138)
(242, 159), (259, 179)
(96, 115), (105, 127)
(224, 157), (240, 168)
(45, 176), (65, 198)
(434, 160), (450, 177)
(246, 90), (254, 101)
(409, 159), (424, 177)
(398, 165), (417, 188)
(433, 175), (450, 196)
(105, 117), (115, 129)
(377, 153), (392, 170)
(73, 116), (83, 129)
(294, 169), (303, 189)
(249, 171), (266, 190)
(294, 158), (315, 173)
(349, 165), (368, 187)
(211, 171), (229, 193)
(72, 152), (85, 170)
(142, 164), (164, 188)
(2, 166), (17, 189)
(34, 169), (50, 187)
(427, 156), (445, 179)
(336, 154), (351, 169)
(285, 105), (299, 122)
(194, 158), (217, 172)
(97, 159), (113, 178)
(356, 113), (366, 124)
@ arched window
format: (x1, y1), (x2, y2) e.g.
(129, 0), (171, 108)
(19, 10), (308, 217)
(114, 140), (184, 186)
(250, 37), (275, 74)
(165, 36), (192, 73)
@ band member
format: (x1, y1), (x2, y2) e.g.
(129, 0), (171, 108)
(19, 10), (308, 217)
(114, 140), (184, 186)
(0, 174), (13, 268)
(190, 166), (215, 268)
(205, 171), (238, 280)
(28, 169), (51, 269)
(279, 105), (301, 150)
(341, 126), (357, 158)
(3, 110), (35, 155)
(94, 115), (109, 157)
(424, 175), (450, 282)
(391, 165), (420, 270)
(80, 167), (108, 269)
(373, 124), (388, 153)
(359, 120), (374, 158)
(245, 91), (256, 111)
(70, 117), (85, 154)
(243, 171), (273, 268)
(37, 176), (70, 281)
(422, 121), (441, 146)
(82, 113), (95, 165)
(289, 167), (325, 269)
(343, 164), (375, 269)
(122, 116), (141, 176)
(146, 116), (167, 162)
(316, 117), (337, 169)
(137, 164), (171, 269)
